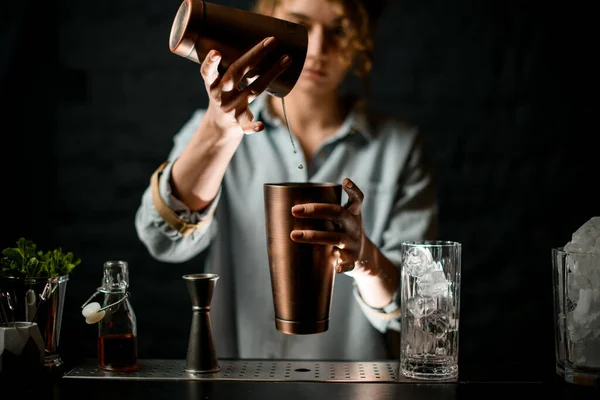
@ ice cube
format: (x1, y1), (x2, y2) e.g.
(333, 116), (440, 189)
(435, 347), (447, 356)
(572, 289), (593, 324)
(406, 295), (437, 319)
(565, 216), (600, 253)
(403, 246), (434, 277)
(572, 337), (600, 368)
(566, 291), (600, 341)
(418, 270), (450, 297)
(421, 309), (450, 338)
(565, 252), (600, 313)
(406, 319), (436, 354)
(566, 254), (594, 291)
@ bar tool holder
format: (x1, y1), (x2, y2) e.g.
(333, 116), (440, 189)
(183, 273), (219, 373)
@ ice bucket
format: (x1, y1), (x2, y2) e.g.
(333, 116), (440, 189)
(552, 247), (600, 387)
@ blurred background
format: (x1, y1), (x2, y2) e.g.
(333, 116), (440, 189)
(1, 0), (597, 377)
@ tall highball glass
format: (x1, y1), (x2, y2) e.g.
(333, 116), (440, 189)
(400, 240), (461, 380)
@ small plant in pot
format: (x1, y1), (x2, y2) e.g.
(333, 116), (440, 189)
(0, 237), (81, 369)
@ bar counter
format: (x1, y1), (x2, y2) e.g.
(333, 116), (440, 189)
(5, 359), (598, 400)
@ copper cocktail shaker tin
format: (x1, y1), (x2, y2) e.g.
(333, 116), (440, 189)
(169, 0), (308, 97)
(264, 183), (342, 335)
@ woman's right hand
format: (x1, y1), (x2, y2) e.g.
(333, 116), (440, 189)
(200, 36), (291, 135)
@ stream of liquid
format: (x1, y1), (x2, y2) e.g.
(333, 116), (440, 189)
(281, 97), (304, 170)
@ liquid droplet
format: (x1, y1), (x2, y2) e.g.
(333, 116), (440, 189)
(298, 164), (304, 170)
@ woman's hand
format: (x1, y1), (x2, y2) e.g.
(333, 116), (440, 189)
(200, 36), (291, 135)
(290, 178), (399, 308)
(290, 178), (379, 278)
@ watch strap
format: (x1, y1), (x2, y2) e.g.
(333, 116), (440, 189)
(150, 161), (214, 237)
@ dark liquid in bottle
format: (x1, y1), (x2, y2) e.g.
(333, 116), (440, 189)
(98, 333), (138, 371)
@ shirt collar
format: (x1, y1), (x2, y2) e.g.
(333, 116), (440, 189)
(250, 93), (374, 142)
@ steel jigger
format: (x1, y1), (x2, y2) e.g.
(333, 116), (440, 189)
(183, 273), (219, 374)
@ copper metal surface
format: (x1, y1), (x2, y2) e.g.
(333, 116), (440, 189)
(169, 0), (308, 97)
(264, 183), (342, 335)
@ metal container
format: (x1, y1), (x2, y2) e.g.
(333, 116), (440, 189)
(0, 274), (69, 369)
(169, 0), (308, 97)
(183, 273), (219, 374)
(264, 183), (342, 335)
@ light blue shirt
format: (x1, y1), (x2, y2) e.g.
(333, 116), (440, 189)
(135, 93), (438, 360)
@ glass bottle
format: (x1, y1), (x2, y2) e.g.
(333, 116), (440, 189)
(97, 260), (138, 371)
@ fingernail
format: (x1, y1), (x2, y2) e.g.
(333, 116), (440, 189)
(210, 51), (220, 61)
(280, 55), (291, 67)
(337, 265), (350, 274)
(291, 231), (304, 240)
(264, 37), (276, 47)
(344, 179), (353, 188)
(291, 205), (304, 214)
(254, 123), (261, 132)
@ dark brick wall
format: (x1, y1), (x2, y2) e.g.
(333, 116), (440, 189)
(2, 0), (597, 373)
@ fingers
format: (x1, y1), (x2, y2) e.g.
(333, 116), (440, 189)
(239, 67), (261, 88)
(200, 38), (289, 134)
(291, 179), (363, 220)
(237, 109), (264, 134)
(342, 178), (364, 216)
(221, 37), (277, 92)
(244, 55), (292, 102)
(290, 230), (346, 248)
(336, 260), (355, 274)
(291, 203), (345, 220)
(200, 50), (222, 89)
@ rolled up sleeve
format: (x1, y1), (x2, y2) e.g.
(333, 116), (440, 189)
(135, 109), (220, 263)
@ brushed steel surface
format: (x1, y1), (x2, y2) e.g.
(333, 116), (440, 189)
(63, 359), (408, 382)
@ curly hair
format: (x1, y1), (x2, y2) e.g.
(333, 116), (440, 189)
(252, 0), (381, 77)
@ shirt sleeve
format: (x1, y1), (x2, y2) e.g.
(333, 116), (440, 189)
(357, 127), (439, 333)
(135, 109), (221, 263)
(353, 283), (401, 333)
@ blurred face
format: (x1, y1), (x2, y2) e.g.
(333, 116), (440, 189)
(271, 0), (354, 95)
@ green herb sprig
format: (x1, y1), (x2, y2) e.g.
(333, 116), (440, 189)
(0, 237), (81, 278)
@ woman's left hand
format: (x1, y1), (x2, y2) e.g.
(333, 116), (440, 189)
(290, 178), (377, 277)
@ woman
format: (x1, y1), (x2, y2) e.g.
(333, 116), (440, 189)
(135, 0), (437, 360)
